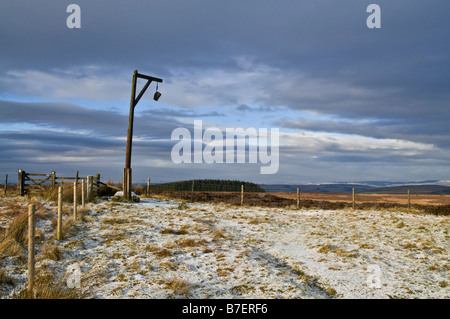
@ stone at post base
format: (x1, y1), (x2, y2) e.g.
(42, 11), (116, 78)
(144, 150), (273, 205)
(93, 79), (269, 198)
(112, 191), (140, 203)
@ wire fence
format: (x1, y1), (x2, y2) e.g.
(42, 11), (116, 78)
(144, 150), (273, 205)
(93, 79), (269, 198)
(137, 180), (450, 215)
(0, 181), (90, 296)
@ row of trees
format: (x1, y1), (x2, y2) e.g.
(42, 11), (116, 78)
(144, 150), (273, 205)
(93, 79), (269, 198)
(148, 179), (265, 193)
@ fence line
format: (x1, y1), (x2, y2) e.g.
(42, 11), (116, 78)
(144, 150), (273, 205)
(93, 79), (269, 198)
(0, 179), (91, 295)
(17, 169), (100, 200)
(140, 179), (437, 211)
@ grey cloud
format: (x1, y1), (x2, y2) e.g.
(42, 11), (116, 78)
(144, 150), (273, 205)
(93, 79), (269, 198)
(276, 116), (450, 149)
(1, 0), (449, 183)
(0, 99), (190, 140)
(0, 100), (125, 134)
(141, 108), (224, 119)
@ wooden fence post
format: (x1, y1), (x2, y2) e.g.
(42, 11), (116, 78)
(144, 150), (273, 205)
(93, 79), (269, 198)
(94, 173), (100, 197)
(3, 174), (7, 197)
(73, 181), (78, 221)
(81, 179), (86, 208)
(297, 188), (300, 209)
(352, 188), (355, 209)
(408, 189), (411, 209)
(241, 184), (244, 207)
(28, 204), (35, 294)
(18, 169), (25, 196)
(57, 187), (63, 241)
(51, 171), (56, 188)
(87, 176), (93, 201)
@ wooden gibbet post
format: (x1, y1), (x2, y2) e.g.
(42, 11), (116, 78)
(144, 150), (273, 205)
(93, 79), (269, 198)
(28, 204), (36, 294)
(147, 178), (150, 196)
(297, 188), (300, 209)
(57, 186), (63, 241)
(123, 168), (130, 201)
(352, 188), (355, 209)
(191, 180), (195, 202)
(73, 181), (78, 221)
(241, 184), (244, 207)
(124, 71), (163, 201)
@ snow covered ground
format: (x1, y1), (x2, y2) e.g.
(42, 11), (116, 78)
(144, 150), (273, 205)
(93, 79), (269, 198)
(1, 196), (449, 298)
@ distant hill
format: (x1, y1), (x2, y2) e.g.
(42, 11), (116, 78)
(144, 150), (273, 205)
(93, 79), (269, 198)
(259, 184), (375, 193)
(363, 185), (450, 195)
(260, 183), (450, 194)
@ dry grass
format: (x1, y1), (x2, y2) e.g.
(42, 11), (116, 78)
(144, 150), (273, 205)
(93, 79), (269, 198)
(165, 276), (190, 296)
(176, 202), (190, 210)
(317, 243), (358, 258)
(0, 212), (29, 261)
(38, 243), (62, 261)
(12, 275), (86, 299)
(0, 202), (25, 218)
(144, 244), (173, 258)
(103, 216), (129, 225)
(0, 269), (15, 287)
(0, 237), (24, 261)
(160, 260), (179, 270)
(61, 216), (77, 238)
(217, 265), (235, 277)
(176, 237), (205, 248)
(6, 212), (28, 245)
(160, 227), (189, 235)
(0, 197), (95, 299)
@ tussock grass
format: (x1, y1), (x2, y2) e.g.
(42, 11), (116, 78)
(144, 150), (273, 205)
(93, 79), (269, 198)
(103, 216), (129, 225)
(176, 202), (189, 210)
(0, 269), (16, 287)
(317, 243), (358, 258)
(6, 212), (28, 246)
(0, 202), (25, 218)
(61, 216), (77, 238)
(39, 243), (62, 261)
(160, 227), (189, 235)
(0, 212), (29, 261)
(0, 197), (96, 299)
(132, 184), (145, 196)
(40, 185), (84, 204)
(144, 244), (173, 258)
(0, 237), (24, 261)
(165, 276), (190, 296)
(160, 260), (179, 270)
(12, 275), (86, 299)
(213, 229), (226, 240)
(176, 238), (204, 247)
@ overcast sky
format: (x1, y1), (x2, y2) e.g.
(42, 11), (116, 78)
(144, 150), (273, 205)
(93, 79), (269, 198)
(1, 0), (449, 185)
